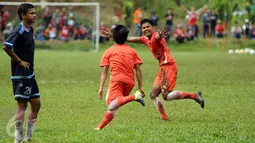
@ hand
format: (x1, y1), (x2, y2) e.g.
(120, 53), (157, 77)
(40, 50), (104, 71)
(156, 28), (168, 39)
(98, 88), (103, 100)
(19, 61), (30, 71)
(100, 28), (112, 38)
(139, 89), (146, 97)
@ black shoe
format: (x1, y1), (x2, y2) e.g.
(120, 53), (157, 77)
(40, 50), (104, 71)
(195, 91), (204, 108)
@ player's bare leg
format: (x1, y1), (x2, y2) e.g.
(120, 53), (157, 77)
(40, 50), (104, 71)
(14, 101), (28, 143)
(150, 85), (168, 120)
(24, 98), (41, 141)
(95, 90), (145, 130)
(161, 86), (204, 108)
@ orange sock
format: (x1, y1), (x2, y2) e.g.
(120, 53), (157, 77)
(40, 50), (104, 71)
(167, 91), (197, 100)
(97, 111), (115, 129)
(154, 98), (168, 120)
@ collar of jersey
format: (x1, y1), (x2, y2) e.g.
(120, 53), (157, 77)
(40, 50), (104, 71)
(20, 23), (31, 32)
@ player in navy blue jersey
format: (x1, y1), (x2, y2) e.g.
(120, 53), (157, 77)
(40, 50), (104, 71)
(3, 3), (40, 143)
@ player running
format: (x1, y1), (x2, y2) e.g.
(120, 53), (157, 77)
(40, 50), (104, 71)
(96, 25), (145, 130)
(100, 19), (204, 120)
(2, 3), (40, 143)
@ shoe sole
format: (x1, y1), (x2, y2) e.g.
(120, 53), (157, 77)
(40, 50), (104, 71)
(136, 99), (145, 106)
(197, 91), (204, 108)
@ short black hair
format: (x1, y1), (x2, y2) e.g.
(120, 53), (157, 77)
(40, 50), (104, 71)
(112, 25), (129, 44)
(17, 3), (34, 21)
(140, 18), (152, 27)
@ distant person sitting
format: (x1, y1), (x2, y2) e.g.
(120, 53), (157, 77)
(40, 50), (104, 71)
(44, 24), (57, 40)
(59, 25), (69, 42)
(215, 20), (225, 38)
(186, 26), (195, 41)
(174, 24), (185, 43)
(231, 22), (242, 39)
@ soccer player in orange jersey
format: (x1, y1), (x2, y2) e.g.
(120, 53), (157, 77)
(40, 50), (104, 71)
(95, 25), (145, 130)
(101, 19), (204, 121)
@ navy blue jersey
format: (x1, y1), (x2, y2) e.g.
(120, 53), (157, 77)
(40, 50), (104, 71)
(4, 23), (35, 79)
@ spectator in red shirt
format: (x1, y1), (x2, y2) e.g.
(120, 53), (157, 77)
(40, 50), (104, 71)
(181, 4), (207, 39)
(59, 25), (69, 42)
(174, 24), (185, 43)
(215, 20), (225, 38)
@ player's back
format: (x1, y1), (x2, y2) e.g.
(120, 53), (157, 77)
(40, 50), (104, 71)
(102, 44), (142, 85)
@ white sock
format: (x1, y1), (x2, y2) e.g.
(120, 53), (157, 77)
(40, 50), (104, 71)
(14, 120), (23, 142)
(153, 97), (164, 110)
(25, 119), (37, 140)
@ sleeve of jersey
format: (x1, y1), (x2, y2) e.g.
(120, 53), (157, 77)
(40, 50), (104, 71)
(100, 51), (110, 67)
(3, 30), (19, 49)
(140, 36), (147, 44)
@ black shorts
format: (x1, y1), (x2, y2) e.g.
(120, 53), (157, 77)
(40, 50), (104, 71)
(12, 78), (40, 101)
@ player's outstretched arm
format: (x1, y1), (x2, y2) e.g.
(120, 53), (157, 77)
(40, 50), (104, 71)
(134, 64), (144, 95)
(98, 66), (109, 100)
(127, 37), (142, 43)
(2, 46), (30, 70)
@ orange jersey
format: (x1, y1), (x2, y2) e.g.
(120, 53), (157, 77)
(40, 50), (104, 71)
(133, 9), (142, 24)
(140, 32), (175, 66)
(100, 44), (143, 85)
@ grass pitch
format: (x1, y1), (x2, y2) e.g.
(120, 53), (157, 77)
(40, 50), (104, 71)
(0, 41), (255, 143)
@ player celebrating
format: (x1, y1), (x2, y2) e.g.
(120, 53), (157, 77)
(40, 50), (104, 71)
(96, 25), (145, 130)
(2, 3), (40, 143)
(101, 19), (204, 120)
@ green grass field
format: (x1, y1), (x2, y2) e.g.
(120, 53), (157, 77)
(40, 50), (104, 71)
(0, 41), (255, 143)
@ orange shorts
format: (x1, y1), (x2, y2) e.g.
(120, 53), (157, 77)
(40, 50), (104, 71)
(106, 80), (134, 105)
(154, 63), (178, 91)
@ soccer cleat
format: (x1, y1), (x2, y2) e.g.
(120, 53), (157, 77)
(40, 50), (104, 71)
(134, 90), (145, 106)
(195, 91), (204, 108)
(95, 127), (101, 131)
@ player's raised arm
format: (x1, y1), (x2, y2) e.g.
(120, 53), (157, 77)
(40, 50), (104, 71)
(98, 65), (109, 100)
(156, 28), (168, 40)
(3, 46), (30, 70)
(127, 36), (142, 43)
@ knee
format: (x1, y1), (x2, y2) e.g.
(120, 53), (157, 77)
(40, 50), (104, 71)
(150, 92), (157, 100)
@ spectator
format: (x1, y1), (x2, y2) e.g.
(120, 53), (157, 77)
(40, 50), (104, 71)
(181, 4), (208, 39)
(215, 20), (225, 38)
(3, 22), (13, 39)
(52, 8), (61, 31)
(133, 7), (143, 36)
(209, 8), (218, 37)
(59, 25), (69, 42)
(249, 25), (255, 39)
(202, 9), (210, 38)
(44, 24), (57, 40)
(186, 26), (195, 41)
(242, 19), (251, 38)
(42, 7), (52, 28)
(150, 10), (159, 27)
(165, 8), (174, 41)
(35, 24), (45, 42)
(0, 10), (9, 32)
(111, 16), (119, 29)
(59, 8), (67, 30)
(174, 24), (185, 43)
(67, 15), (75, 32)
(231, 22), (242, 39)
